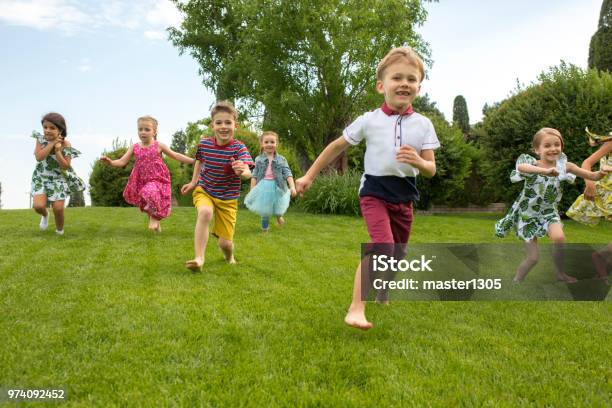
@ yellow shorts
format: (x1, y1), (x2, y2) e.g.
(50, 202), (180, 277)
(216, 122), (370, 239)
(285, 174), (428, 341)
(192, 187), (238, 241)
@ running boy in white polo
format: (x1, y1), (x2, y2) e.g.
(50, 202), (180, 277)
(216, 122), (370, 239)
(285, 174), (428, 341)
(296, 46), (440, 330)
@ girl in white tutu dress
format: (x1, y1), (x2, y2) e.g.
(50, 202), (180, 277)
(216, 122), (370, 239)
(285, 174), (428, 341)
(245, 131), (297, 232)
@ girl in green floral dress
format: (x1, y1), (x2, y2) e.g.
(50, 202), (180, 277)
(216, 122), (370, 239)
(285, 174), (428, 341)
(495, 128), (608, 283)
(31, 112), (86, 235)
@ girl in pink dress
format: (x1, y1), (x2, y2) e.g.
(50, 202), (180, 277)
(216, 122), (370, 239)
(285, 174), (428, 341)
(100, 116), (195, 232)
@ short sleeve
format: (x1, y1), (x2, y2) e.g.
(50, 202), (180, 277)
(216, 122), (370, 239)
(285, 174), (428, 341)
(31, 131), (45, 144)
(195, 139), (205, 162)
(421, 119), (440, 150)
(343, 113), (367, 145)
(280, 155), (293, 179)
(236, 142), (254, 167)
(557, 153), (576, 184)
(63, 146), (81, 159)
(510, 154), (537, 183)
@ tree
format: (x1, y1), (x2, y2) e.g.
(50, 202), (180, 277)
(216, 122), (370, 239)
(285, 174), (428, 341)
(589, 0), (612, 72)
(170, 0), (434, 171)
(452, 95), (470, 135)
(170, 130), (188, 154)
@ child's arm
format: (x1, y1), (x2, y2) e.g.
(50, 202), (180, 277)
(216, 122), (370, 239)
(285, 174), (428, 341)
(296, 136), (350, 195)
(516, 163), (559, 176)
(34, 140), (56, 162)
(54, 140), (72, 170)
(250, 177), (257, 190)
(581, 142), (612, 200)
(396, 147), (436, 178)
(158, 142), (196, 165)
(100, 145), (134, 168)
(287, 176), (297, 197)
(181, 160), (201, 195)
(566, 161), (608, 181)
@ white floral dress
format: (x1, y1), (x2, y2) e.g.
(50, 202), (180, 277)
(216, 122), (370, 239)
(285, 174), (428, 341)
(30, 132), (86, 201)
(495, 153), (575, 241)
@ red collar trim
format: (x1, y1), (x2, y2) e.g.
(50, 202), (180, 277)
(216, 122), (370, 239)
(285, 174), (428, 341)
(381, 102), (414, 116)
(213, 136), (234, 147)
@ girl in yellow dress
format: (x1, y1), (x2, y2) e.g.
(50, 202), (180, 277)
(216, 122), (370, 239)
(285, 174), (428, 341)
(566, 129), (612, 282)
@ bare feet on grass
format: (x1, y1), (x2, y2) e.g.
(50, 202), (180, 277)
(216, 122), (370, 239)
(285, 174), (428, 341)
(344, 307), (373, 331)
(185, 258), (204, 272)
(556, 272), (578, 283)
(148, 218), (161, 233)
(276, 216), (285, 226)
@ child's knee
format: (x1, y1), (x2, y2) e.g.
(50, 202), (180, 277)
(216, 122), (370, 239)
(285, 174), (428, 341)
(196, 206), (213, 222)
(550, 233), (565, 243)
(33, 203), (46, 212)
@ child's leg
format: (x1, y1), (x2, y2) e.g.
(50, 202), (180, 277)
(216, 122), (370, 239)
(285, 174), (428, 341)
(33, 194), (49, 230)
(548, 223), (577, 283)
(261, 216), (269, 232)
(186, 205), (213, 271)
(276, 216), (285, 226)
(345, 260), (373, 330)
(32, 194), (48, 217)
(51, 200), (65, 232)
(148, 215), (161, 232)
(218, 238), (235, 264)
(514, 239), (539, 281)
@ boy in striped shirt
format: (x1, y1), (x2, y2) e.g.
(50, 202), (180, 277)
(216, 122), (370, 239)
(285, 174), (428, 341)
(181, 101), (254, 271)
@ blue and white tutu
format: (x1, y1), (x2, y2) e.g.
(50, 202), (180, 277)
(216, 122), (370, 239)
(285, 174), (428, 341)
(245, 179), (290, 217)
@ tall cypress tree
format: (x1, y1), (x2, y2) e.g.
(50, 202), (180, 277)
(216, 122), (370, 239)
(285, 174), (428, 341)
(452, 95), (470, 134)
(589, 0), (612, 71)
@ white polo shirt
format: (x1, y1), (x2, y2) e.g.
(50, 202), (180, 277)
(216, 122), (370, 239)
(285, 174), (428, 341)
(343, 104), (440, 202)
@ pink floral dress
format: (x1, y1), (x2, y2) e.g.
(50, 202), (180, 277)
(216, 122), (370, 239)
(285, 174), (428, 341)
(123, 141), (171, 220)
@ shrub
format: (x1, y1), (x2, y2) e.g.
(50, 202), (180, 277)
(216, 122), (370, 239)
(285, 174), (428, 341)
(89, 140), (133, 206)
(296, 169), (361, 215)
(480, 63), (612, 210)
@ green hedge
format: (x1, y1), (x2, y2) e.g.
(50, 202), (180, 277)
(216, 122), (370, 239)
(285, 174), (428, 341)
(479, 63), (612, 210)
(295, 169), (362, 215)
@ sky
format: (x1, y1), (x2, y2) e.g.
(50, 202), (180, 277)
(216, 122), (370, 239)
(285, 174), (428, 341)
(0, 0), (603, 209)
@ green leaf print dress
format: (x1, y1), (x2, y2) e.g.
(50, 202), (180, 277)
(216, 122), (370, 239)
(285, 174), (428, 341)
(495, 153), (575, 241)
(30, 132), (86, 201)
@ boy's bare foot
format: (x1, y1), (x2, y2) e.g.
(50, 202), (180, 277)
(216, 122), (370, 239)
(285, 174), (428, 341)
(556, 273), (578, 283)
(185, 259), (203, 272)
(344, 308), (373, 330)
(277, 216), (285, 226)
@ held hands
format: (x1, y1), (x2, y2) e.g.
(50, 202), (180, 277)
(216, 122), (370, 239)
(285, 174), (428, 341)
(290, 187), (297, 198)
(295, 176), (313, 197)
(181, 182), (196, 195)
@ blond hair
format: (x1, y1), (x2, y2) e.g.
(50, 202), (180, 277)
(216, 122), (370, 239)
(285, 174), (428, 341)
(210, 100), (238, 120)
(376, 46), (425, 82)
(533, 127), (564, 150)
(259, 130), (279, 143)
(137, 115), (158, 139)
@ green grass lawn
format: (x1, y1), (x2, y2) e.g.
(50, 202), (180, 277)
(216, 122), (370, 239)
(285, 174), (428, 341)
(0, 208), (610, 407)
